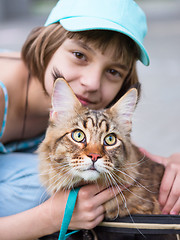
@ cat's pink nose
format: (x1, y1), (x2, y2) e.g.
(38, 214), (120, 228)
(88, 153), (101, 162)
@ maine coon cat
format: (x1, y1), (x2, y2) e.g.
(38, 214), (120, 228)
(38, 78), (165, 219)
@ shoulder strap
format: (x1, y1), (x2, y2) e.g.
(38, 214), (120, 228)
(58, 187), (81, 240)
(0, 81), (8, 138)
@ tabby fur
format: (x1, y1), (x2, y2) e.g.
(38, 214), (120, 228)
(38, 78), (164, 219)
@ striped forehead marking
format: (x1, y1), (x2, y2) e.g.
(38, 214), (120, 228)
(99, 119), (109, 132)
(83, 116), (95, 129)
(82, 111), (109, 132)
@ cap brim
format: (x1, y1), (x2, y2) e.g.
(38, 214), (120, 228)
(60, 17), (150, 66)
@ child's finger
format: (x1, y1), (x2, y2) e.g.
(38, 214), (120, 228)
(139, 147), (167, 166)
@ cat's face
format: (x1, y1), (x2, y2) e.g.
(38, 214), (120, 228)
(39, 79), (138, 191)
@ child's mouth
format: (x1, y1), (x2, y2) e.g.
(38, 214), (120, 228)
(76, 95), (91, 106)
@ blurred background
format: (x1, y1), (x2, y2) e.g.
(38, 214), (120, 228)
(0, 0), (180, 157)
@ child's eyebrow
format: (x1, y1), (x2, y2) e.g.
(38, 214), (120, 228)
(111, 63), (128, 71)
(72, 39), (95, 53)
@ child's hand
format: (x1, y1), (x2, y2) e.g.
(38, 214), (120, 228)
(70, 184), (119, 230)
(45, 184), (119, 232)
(139, 148), (180, 215)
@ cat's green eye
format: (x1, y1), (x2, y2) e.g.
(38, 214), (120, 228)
(104, 134), (116, 146)
(72, 130), (85, 143)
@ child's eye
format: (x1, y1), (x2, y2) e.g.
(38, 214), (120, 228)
(73, 51), (86, 61)
(71, 129), (86, 143)
(104, 133), (117, 146)
(107, 69), (121, 78)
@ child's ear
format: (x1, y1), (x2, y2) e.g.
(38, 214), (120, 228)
(110, 88), (138, 132)
(50, 78), (81, 121)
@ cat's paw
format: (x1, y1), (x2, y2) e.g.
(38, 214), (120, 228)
(104, 199), (119, 219)
(105, 209), (119, 220)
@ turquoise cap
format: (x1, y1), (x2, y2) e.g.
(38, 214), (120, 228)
(45, 0), (150, 66)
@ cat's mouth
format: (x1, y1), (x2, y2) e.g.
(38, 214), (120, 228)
(80, 167), (100, 181)
(89, 166), (99, 172)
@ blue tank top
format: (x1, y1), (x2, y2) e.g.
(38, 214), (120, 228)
(0, 81), (44, 153)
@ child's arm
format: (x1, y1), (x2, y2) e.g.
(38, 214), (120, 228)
(0, 185), (118, 239)
(0, 192), (66, 240)
(139, 148), (180, 215)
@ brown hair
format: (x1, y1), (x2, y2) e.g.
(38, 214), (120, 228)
(21, 23), (139, 103)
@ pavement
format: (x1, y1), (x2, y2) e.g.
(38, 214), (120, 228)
(0, 0), (180, 156)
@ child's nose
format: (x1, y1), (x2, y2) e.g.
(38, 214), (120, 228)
(80, 69), (102, 91)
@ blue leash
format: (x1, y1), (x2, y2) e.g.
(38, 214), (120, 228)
(58, 187), (81, 240)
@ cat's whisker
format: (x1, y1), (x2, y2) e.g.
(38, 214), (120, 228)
(43, 175), (64, 193)
(122, 155), (147, 173)
(113, 167), (155, 194)
(40, 161), (70, 171)
(38, 167), (60, 176)
(107, 172), (129, 196)
(103, 166), (135, 195)
(108, 173), (130, 198)
(107, 173), (129, 218)
(111, 172), (156, 205)
(106, 173), (117, 187)
(109, 169), (133, 187)
(106, 174), (120, 219)
(124, 154), (146, 167)
(40, 170), (62, 184)
(42, 166), (73, 193)
(102, 164), (114, 172)
(112, 176), (146, 236)
(52, 161), (70, 167)
(105, 174), (120, 215)
(120, 164), (143, 176)
(58, 170), (75, 190)
(119, 198), (145, 237)
(60, 168), (82, 190)
(103, 174), (112, 189)
(104, 173), (113, 188)
(106, 173), (146, 236)
(106, 173), (123, 196)
(112, 170), (144, 190)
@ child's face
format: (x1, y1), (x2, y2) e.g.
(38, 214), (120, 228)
(44, 38), (129, 109)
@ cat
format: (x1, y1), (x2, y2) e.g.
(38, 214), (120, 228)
(38, 78), (165, 220)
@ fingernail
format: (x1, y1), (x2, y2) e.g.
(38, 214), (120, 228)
(170, 211), (177, 215)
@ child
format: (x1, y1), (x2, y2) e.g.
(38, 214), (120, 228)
(0, 0), (179, 239)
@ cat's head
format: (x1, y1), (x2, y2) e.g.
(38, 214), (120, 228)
(39, 78), (138, 191)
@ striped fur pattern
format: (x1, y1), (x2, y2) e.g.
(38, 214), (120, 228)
(38, 79), (164, 218)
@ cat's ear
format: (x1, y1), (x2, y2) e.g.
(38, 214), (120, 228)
(110, 88), (138, 132)
(50, 78), (81, 121)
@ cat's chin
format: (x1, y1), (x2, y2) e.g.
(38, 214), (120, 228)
(79, 170), (100, 181)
